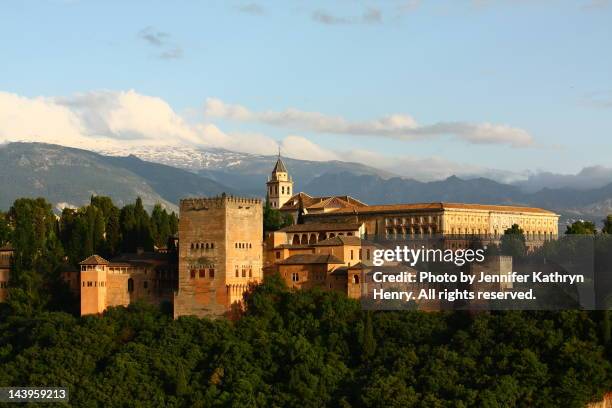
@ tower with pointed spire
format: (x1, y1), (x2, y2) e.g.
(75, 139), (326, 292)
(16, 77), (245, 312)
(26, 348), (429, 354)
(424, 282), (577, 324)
(266, 150), (293, 209)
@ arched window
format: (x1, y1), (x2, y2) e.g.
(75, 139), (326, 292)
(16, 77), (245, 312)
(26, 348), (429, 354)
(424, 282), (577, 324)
(301, 234), (308, 245)
(190, 243), (194, 249)
(309, 234), (316, 244)
(292, 235), (300, 245)
(353, 275), (359, 284)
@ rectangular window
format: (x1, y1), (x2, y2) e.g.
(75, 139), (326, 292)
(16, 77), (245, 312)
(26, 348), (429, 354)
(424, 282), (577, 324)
(190, 270), (196, 279)
(199, 269), (205, 278)
(209, 269), (215, 278)
(292, 272), (299, 282)
(276, 251), (281, 259)
(350, 250), (354, 260)
(242, 269), (246, 278)
(366, 249), (370, 260)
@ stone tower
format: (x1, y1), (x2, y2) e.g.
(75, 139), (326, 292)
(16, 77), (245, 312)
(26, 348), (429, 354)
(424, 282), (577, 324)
(174, 195), (263, 318)
(79, 255), (109, 316)
(266, 153), (293, 209)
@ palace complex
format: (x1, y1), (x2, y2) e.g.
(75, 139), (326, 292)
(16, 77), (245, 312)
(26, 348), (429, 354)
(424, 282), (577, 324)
(0, 155), (560, 316)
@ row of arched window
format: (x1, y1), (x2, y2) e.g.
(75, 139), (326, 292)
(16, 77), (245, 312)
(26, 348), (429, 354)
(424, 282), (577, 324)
(235, 242), (252, 249)
(189, 268), (216, 279)
(191, 242), (215, 250)
(269, 185), (291, 196)
(235, 266), (253, 278)
(82, 280), (105, 287)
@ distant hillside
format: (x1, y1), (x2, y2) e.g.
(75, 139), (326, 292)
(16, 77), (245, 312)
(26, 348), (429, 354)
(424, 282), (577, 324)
(0, 143), (235, 212)
(97, 144), (395, 195)
(1, 142), (611, 224)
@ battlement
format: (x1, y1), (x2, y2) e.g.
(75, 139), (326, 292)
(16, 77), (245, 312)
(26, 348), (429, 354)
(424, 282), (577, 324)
(180, 194), (262, 211)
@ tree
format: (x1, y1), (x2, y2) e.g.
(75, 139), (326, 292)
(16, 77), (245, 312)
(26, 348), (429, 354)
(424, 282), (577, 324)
(360, 311), (376, 363)
(500, 224), (526, 258)
(0, 211), (10, 246)
(603, 215), (612, 234)
(6, 198), (66, 313)
(150, 204), (177, 248)
(566, 220), (597, 235)
(263, 200), (292, 232)
(120, 198), (154, 252)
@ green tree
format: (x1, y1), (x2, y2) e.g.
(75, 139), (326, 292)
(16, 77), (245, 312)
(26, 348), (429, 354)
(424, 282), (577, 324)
(0, 211), (10, 246)
(500, 224), (527, 258)
(566, 220), (597, 235)
(263, 200), (292, 232)
(150, 204), (175, 248)
(603, 215), (612, 234)
(6, 198), (66, 313)
(120, 198), (154, 252)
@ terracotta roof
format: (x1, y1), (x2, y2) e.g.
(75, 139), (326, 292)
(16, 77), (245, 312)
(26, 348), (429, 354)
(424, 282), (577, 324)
(330, 266), (348, 276)
(325, 202), (557, 215)
(348, 262), (368, 270)
(313, 236), (362, 246)
(278, 254), (345, 265)
(280, 193), (367, 211)
(280, 222), (362, 233)
(79, 255), (110, 265)
(272, 157), (288, 173)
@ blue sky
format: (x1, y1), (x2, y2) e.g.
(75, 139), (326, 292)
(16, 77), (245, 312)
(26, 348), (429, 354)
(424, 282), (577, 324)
(1, 0), (611, 180)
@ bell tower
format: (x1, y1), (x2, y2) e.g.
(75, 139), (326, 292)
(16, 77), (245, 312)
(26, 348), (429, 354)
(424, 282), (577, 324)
(266, 151), (293, 209)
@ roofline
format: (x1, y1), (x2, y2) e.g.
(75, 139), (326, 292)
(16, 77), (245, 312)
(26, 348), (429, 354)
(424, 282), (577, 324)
(308, 202), (559, 216)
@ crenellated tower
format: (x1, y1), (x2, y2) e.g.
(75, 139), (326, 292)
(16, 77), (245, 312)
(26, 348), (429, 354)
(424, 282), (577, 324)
(266, 153), (293, 209)
(174, 194), (263, 318)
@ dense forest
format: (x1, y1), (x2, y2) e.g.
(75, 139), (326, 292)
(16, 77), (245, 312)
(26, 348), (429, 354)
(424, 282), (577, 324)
(0, 197), (612, 407)
(0, 278), (611, 407)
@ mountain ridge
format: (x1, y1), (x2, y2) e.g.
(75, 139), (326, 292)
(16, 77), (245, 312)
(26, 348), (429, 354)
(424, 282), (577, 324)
(1, 142), (611, 224)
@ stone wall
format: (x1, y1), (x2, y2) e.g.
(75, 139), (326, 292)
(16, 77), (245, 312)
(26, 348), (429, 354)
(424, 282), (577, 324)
(174, 196), (262, 318)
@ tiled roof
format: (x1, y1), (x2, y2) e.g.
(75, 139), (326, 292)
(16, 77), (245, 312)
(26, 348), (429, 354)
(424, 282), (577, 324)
(313, 236), (362, 246)
(79, 255), (110, 265)
(280, 222), (362, 233)
(326, 202), (556, 215)
(272, 157), (288, 173)
(280, 193), (367, 211)
(277, 254), (345, 265)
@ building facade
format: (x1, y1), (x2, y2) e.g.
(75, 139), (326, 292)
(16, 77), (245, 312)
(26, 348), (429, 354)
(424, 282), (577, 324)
(173, 195), (263, 318)
(0, 245), (12, 302)
(79, 251), (177, 316)
(304, 203), (559, 251)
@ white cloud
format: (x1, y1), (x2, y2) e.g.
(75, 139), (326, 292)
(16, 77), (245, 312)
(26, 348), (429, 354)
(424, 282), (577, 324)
(204, 98), (534, 147)
(0, 89), (532, 183)
(0, 91), (85, 145)
(56, 90), (200, 144)
(281, 135), (340, 161)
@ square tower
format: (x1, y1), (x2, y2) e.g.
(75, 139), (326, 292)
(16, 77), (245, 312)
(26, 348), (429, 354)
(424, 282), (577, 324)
(174, 195), (263, 318)
(79, 255), (109, 316)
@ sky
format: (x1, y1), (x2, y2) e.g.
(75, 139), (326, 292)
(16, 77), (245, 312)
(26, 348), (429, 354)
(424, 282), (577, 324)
(0, 0), (611, 182)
